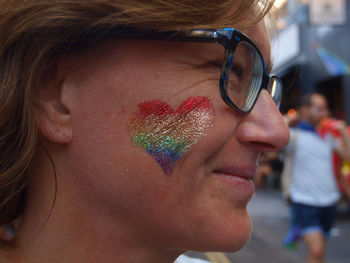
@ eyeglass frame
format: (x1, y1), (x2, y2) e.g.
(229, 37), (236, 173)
(100, 27), (282, 114)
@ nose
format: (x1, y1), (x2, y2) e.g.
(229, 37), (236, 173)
(235, 90), (290, 152)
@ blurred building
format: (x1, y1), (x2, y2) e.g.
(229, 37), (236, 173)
(271, 0), (350, 123)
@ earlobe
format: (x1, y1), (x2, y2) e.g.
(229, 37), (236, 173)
(35, 62), (73, 144)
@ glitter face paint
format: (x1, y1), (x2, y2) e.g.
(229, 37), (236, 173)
(128, 96), (215, 175)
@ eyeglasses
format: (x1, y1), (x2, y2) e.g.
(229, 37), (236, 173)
(103, 27), (282, 113)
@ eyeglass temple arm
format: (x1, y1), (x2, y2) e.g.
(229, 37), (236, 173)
(100, 27), (219, 43)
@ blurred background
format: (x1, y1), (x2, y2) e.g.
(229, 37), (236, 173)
(272, 0), (350, 122)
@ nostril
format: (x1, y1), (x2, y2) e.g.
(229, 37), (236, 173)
(249, 141), (285, 152)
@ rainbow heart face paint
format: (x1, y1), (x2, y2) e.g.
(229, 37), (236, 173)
(128, 96), (215, 175)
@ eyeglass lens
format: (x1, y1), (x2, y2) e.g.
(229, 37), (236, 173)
(222, 36), (282, 112)
(223, 41), (264, 112)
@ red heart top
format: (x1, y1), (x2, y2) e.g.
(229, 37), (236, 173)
(137, 96), (212, 118)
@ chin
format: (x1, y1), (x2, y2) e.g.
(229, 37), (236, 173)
(216, 218), (252, 252)
(187, 212), (253, 253)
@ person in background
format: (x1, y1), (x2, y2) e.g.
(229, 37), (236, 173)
(255, 151), (283, 189)
(0, 1), (289, 262)
(283, 92), (350, 263)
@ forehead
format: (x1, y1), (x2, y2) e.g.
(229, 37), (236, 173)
(311, 94), (328, 107)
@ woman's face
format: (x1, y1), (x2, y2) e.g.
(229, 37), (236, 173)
(58, 22), (289, 252)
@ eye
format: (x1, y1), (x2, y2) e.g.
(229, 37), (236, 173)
(226, 62), (251, 109)
(231, 63), (244, 78)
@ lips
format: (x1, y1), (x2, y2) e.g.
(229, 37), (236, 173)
(213, 166), (257, 180)
(213, 165), (257, 200)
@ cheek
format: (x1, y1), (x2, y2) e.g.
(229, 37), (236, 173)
(128, 96), (215, 175)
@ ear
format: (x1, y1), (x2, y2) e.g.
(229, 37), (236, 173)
(35, 61), (73, 144)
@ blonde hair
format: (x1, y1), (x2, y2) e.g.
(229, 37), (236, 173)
(0, 0), (275, 229)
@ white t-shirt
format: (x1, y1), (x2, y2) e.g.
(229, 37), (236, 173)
(286, 128), (340, 206)
(175, 255), (210, 263)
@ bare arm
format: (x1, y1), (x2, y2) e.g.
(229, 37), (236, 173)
(334, 167), (350, 201)
(334, 121), (350, 161)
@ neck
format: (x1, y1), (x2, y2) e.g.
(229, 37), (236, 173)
(7, 148), (182, 263)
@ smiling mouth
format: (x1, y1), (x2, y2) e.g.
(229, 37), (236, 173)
(212, 166), (256, 200)
(213, 166), (256, 180)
